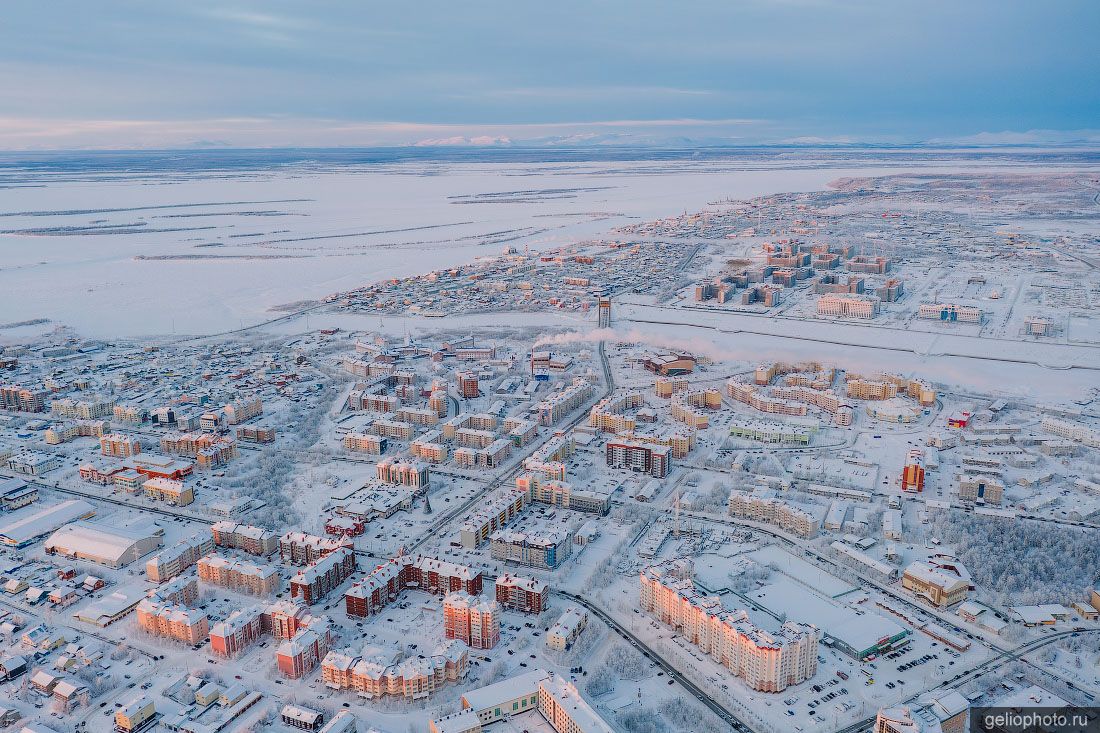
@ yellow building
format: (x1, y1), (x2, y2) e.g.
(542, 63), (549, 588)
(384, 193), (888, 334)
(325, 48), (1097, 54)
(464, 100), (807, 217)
(142, 477), (194, 506)
(115, 695), (156, 733)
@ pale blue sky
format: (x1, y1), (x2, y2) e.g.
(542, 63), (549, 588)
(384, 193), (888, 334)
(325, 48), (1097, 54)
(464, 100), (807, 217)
(1, 1), (1097, 149)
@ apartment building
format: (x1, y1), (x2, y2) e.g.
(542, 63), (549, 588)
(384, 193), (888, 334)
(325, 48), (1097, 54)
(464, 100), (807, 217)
(728, 490), (819, 537)
(525, 475), (610, 515)
(146, 534), (214, 582)
(817, 293), (880, 319)
(846, 379), (899, 400)
(209, 605), (266, 657)
(536, 380), (593, 426)
(51, 397), (113, 420)
(321, 640), (468, 700)
(223, 397), (263, 425)
(345, 429), (389, 451)
(136, 600), (209, 644)
(346, 555), (484, 617)
(279, 531), (349, 565)
(847, 255), (889, 274)
(100, 433), (142, 458)
(444, 592), (500, 649)
(198, 555), (281, 596)
(496, 573), (549, 614)
(726, 379), (809, 417)
(236, 425), (276, 443)
(957, 475), (1003, 505)
(460, 486), (528, 548)
(490, 528), (572, 570)
(901, 449), (925, 493)
(411, 431), (448, 462)
(142, 477), (194, 506)
(538, 674), (615, 733)
(276, 622), (333, 679)
(290, 548), (356, 605)
(639, 564), (818, 692)
(0, 385), (48, 413)
(546, 606), (588, 652)
(113, 405), (147, 425)
(211, 522), (278, 557)
(605, 440), (670, 478)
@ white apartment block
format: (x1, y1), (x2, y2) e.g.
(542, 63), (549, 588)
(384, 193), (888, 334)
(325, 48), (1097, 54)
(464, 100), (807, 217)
(639, 564), (818, 692)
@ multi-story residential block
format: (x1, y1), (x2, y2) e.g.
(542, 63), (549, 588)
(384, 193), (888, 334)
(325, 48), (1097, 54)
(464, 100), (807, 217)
(136, 600), (209, 644)
(209, 605), (266, 657)
(524, 475), (610, 515)
(115, 695), (157, 733)
(279, 531), (349, 565)
(100, 433), (142, 458)
(321, 640), (468, 700)
(370, 418), (415, 440)
(728, 490), (819, 537)
(1041, 417), (1100, 449)
(211, 522), (278, 556)
(345, 556), (483, 617)
(726, 379), (809, 417)
(490, 528), (572, 570)
(347, 429), (391, 451)
(276, 622), (333, 679)
(546, 607), (588, 652)
(411, 431), (448, 462)
(495, 573), (548, 614)
(142, 477), (194, 506)
(51, 397), (113, 420)
(457, 372), (479, 399)
(640, 564), (818, 692)
(44, 419), (109, 444)
(957, 475), (1003, 504)
(846, 378), (899, 400)
(0, 385), (48, 413)
(901, 449), (925, 493)
(460, 486), (528, 548)
(236, 425), (276, 443)
(146, 576), (200, 607)
(198, 554), (281, 596)
(264, 600), (313, 639)
(146, 534), (215, 582)
(605, 440), (670, 478)
(444, 592), (500, 649)
(223, 397), (263, 425)
(535, 380), (593, 426)
(538, 674), (616, 733)
(290, 548), (356, 605)
(113, 404), (147, 425)
(847, 255), (889, 274)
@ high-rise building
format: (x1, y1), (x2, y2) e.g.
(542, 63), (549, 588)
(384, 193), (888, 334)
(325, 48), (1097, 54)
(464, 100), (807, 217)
(639, 563), (818, 692)
(901, 449), (925, 493)
(457, 372), (479, 399)
(443, 592), (500, 649)
(605, 440), (670, 478)
(495, 573), (548, 614)
(597, 298), (611, 328)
